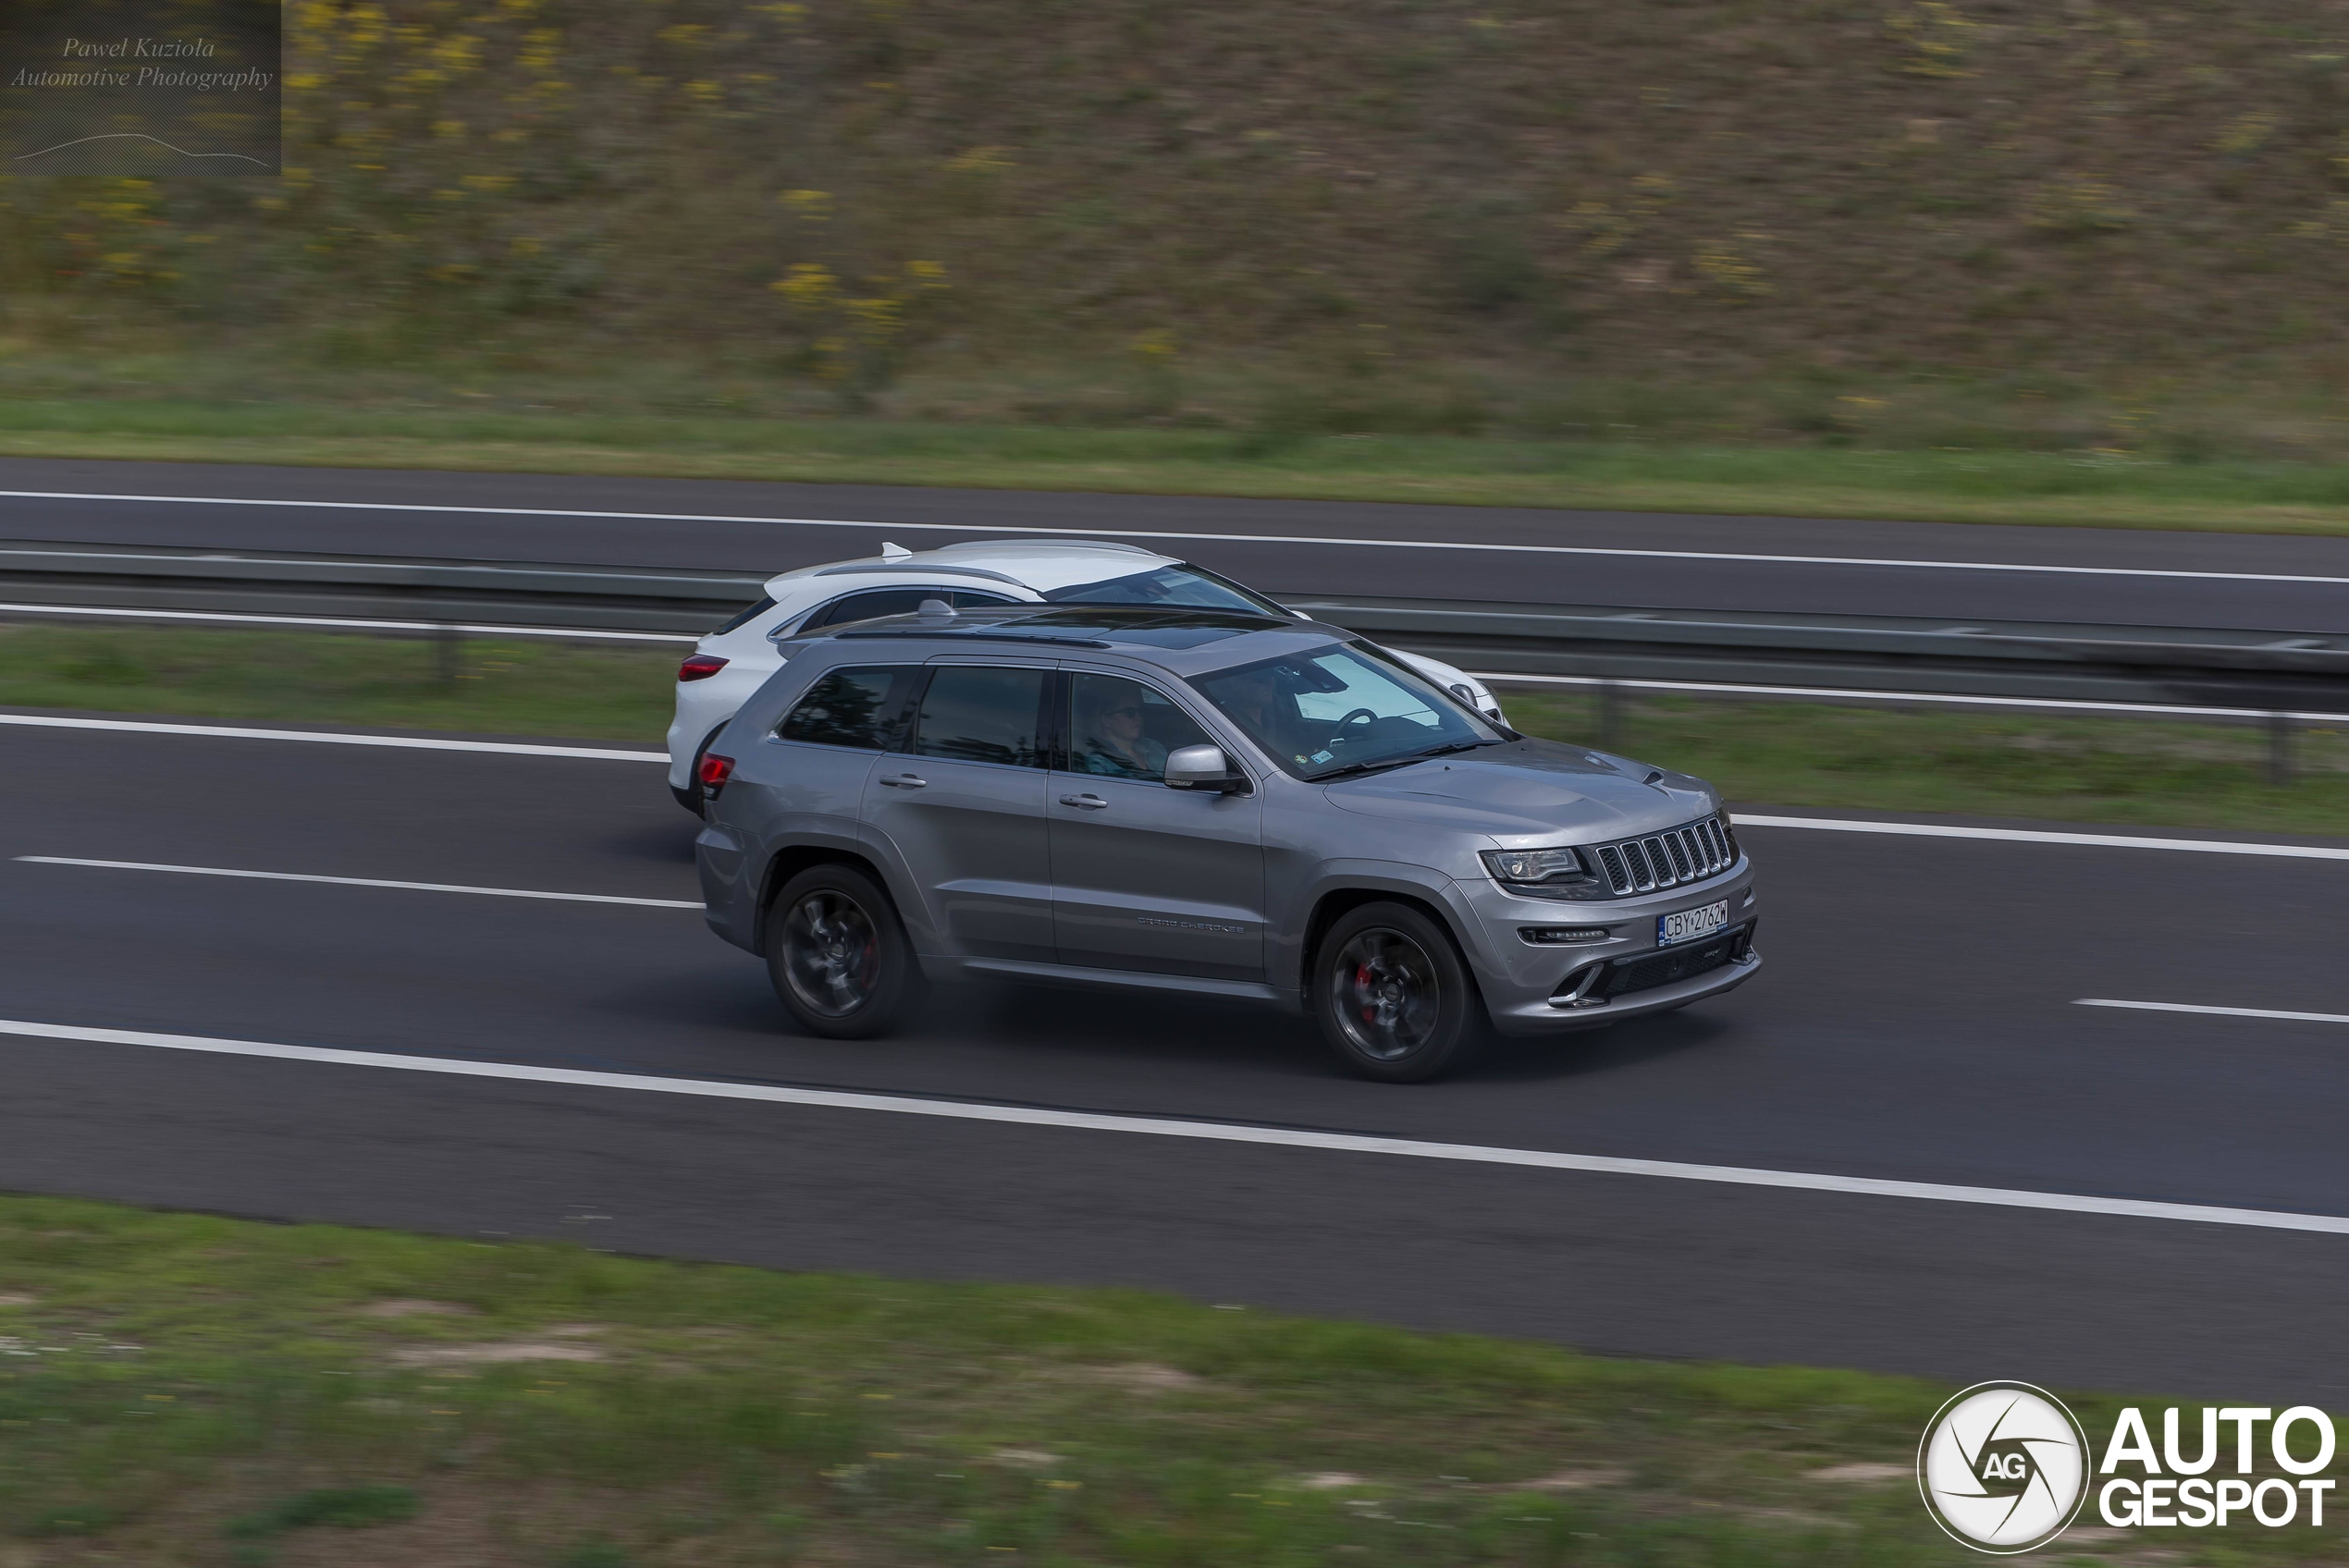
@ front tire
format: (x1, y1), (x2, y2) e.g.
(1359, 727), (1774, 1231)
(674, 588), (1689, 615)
(1310, 901), (1488, 1083)
(765, 864), (924, 1039)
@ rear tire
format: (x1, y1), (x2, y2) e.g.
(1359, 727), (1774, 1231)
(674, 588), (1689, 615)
(1310, 901), (1488, 1083)
(765, 864), (925, 1039)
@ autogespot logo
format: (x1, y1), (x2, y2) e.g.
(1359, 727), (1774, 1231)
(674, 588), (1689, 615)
(1918, 1382), (2091, 1553)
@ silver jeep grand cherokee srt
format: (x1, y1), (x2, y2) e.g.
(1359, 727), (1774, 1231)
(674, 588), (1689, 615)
(694, 603), (1759, 1082)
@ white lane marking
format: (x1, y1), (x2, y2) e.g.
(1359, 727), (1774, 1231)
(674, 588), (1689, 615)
(1732, 815), (2349, 862)
(2078, 998), (2349, 1025)
(1469, 669), (2349, 726)
(0, 601), (694, 643)
(14, 856), (700, 909)
(0, 711), (666, 761)
(7, 488), (2348, 586)
(1, 714), (2340, 862)
(3, 1015), (2345, 1235)
(0, 543), (737, 590)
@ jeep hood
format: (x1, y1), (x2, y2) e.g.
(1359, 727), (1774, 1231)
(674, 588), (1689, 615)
(1321, 739), (1716, 842)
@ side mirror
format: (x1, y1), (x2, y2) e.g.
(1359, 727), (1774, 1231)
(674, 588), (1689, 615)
(1164, 743), (1245, 793)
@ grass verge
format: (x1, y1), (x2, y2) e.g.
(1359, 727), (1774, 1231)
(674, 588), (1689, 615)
(0, 624), (679, 743)
(0, 1191), (2311, 1567)
(4, 624), (2345, 838)
(12, 400), (2349, 534)
(1499, 689), (2349, 839)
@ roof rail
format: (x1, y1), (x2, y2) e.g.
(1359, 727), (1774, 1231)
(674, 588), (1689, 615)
(834, 626), (1113, 648)
(934, 538), (1162, 556)
(808, 562), (1029, 585)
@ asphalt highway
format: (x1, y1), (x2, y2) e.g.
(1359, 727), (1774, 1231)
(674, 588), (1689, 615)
(6, 455), (2349, 631)
(6, 717), (2349, 1401)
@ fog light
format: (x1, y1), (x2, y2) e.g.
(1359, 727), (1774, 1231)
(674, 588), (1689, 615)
(1520, 925), (1611, 944)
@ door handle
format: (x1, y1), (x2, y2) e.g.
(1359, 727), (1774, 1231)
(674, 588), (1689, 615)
(879, 773), (928, 789)
(1058, 793), (1109, 810)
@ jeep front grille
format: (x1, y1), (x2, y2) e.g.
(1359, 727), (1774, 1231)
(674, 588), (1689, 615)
(1593, 816), (1738, 895)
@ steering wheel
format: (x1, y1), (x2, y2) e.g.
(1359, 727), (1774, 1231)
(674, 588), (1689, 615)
(1332, 707), (1380, 742)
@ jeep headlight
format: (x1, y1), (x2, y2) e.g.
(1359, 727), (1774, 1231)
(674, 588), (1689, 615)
(1481, 846), (1596, 888)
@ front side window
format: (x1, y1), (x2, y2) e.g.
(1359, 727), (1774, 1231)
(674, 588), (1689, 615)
(1040, 564), (1288, 618)
(911, 665), (1047, 768)
(778, 666), (922, 751)
(1190, 644), (1500, 780)
(1067, 672), (1211, 782)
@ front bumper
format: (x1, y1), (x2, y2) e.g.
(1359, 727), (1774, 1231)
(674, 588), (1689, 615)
(1457, 866), (1762, 1036)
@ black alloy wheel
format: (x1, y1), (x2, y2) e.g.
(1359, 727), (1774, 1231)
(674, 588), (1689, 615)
(765, 864), (923, 1039)
(1311, 900), (1488, 1083)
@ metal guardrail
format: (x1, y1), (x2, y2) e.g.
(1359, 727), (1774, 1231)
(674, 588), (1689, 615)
(1284, 595), (2349, 714)
(0, 539), (764, 634)
(5, 537), (2347, 720)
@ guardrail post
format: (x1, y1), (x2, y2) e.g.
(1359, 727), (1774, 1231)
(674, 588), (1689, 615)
(1598, 677), (1625, 753)
(2267, 710), (2294, 786)
(436, 620), (462, 687)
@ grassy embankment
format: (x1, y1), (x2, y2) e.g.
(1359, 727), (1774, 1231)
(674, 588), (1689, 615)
(15, 0), (2349, 534)
(5, 624), (2345, 837)
(0, 1191), (2330, 1567)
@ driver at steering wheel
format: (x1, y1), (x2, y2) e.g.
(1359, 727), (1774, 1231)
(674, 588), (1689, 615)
(1216, 665), (1318, 765)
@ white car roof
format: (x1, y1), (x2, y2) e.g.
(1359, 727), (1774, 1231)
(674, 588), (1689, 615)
(763, 538), (1180, 600)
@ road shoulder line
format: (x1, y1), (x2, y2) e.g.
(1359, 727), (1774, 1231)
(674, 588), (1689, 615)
(0, 600), (693, 643)
(7, 487), (2349, 585)
(1732, 815), (2349, 861)
(0, 711), (667, 761)
(13, 856), (700, 909)
(2078, 998), (2349, 1025)
(4, 1016), (2346, 1236)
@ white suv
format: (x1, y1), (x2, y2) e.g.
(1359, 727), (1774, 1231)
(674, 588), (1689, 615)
(666, 538), (1506, 811)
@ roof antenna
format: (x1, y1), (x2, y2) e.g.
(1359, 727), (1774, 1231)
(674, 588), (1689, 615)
(879, 540), (913, 561)
(916, 597), (956, 619)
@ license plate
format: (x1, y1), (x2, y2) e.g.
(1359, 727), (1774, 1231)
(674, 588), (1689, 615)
(1657, 900), (1729, 947)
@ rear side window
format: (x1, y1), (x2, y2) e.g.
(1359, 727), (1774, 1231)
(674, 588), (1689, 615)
(777, 666), (921, 751)
(715, 594), (776, 633)
(912, 666), (1047, 768)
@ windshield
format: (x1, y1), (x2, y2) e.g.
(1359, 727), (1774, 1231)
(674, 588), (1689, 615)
(1040, 563), (1290, 618)
(1189, 643), (1503, 780)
